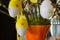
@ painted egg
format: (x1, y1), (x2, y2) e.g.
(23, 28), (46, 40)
(30, 0), (38, 3)
(40, 0), (54, 19)
(8, 0), (22, 17)
(16, 27), (28, 36)
(8, 7), (20, 17)
(16, 15), (28, 36)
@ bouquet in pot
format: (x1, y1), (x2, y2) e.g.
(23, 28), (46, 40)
(8, 0), (54, 40)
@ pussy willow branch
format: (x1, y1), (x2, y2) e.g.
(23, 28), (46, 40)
(0, 10), (9, 16)
(0, 3), (8, 10)
(0, 10), (16, 20)
(2, 4), (8, 10)
(0, 3), (16, 20)
(0, 4), (8, 16)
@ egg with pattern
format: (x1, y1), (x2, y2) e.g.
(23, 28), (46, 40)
(40, 0), (54, 19)
(16, 15), (28, 36)
(8, 0), (22, 17)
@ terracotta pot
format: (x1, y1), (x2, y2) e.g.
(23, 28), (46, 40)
(26, 25), (50, 40)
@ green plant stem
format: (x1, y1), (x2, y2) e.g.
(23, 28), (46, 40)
(2, 4), (8, 10)
(0, 10), (9, 16)
(0, 10), (16, 20)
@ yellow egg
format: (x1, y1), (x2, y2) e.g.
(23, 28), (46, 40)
(30, 0), (37, 3)
(16, 15), (28, 36)
(8, 0), (22, 17)
(16, 15), (28, 28)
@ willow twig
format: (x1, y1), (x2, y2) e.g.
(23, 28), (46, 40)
(0, 10), (16, 20)
(2, 4), (8, 10)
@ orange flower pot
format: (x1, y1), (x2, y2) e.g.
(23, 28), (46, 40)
(26, 25), (50, 40)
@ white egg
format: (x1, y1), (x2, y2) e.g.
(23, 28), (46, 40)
(16, 26), (27, 36)
(8, 7), (19, 17)
(40, 0), (54, 19)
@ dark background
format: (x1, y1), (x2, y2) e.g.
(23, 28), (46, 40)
(0, 13), (16, 40)
(0, 0), (16, 40)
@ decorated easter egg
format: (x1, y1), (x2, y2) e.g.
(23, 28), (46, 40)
(8, 7), (20, 17)
(16, 15), (28, 36)
(40, 0), (54, 19)
(8, 0), (22, 17)
(30, 0), (38, 3)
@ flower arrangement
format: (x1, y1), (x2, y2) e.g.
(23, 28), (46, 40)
(0, 0), (52, 25)
(23, 0), (51, 25)
(0, 0), (54, 40)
